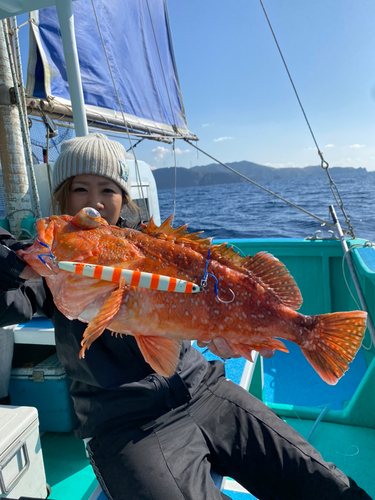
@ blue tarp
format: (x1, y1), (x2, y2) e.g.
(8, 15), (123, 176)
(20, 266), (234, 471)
(26, 0), (194, 137)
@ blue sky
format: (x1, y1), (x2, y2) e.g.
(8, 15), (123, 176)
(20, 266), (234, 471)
(18, 0), (375, 171)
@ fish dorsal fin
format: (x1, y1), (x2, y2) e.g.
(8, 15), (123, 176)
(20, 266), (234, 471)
(142, 216), (212, 249)
(143, 217), (250, 258)
(243, 251), (303, 310)
(210, 243), (245, 265)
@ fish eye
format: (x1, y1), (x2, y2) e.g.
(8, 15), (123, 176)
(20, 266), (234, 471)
(83, 207), (101, 219)
(72, 207), (106, 228)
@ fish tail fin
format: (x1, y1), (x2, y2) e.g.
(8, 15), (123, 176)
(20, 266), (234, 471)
(301, 311), (367, 385)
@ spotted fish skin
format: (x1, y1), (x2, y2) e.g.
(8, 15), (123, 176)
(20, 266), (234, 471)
(18, 208), (367, 384)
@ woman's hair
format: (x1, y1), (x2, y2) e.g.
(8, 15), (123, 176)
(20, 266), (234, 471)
(51, 177), (74, 215)
(51, 177), (140, 222)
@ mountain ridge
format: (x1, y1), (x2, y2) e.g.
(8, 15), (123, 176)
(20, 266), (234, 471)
(152, 161), (369, 190)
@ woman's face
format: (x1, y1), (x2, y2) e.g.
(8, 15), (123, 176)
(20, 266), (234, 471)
(66, 174), (124, 225)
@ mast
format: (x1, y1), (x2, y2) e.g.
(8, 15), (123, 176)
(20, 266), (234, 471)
(55, 0), (88, 137)
(0, 21), (32, 235)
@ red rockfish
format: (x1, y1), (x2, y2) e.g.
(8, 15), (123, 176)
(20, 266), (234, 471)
(18, 208), (367, 385)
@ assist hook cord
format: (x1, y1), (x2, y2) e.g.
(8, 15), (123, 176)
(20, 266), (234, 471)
(37, 240), (57, 273)
(200, 240), (235, 304)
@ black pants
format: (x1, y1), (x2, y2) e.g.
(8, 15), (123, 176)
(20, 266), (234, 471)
(86, 363), (371, 500)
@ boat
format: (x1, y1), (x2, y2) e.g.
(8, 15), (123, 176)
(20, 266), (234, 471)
(0, 1), (374, 499)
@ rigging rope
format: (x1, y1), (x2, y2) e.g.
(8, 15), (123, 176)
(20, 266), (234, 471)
(90, 0), (150, 220)
(258, 0), (355, 238)
(126, 139), (145, 153)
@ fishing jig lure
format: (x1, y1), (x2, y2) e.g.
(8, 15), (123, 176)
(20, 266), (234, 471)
(57, 261), (201, 294)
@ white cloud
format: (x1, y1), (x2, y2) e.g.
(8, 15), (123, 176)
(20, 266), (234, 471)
(213, 136), (233, 142)
(325, 144), (335, 148)
(265, 162), (297, 168)
(350, 144), (365, 149)
(202, 123), (211, 128)
(151, 146), (190, 161)
(125, 152), (135, 159)
(152, 146), (170, 161)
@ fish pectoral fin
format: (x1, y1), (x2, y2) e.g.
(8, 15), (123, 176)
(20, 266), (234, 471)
(79, 285), (127, 358)
(227, 338), (289, 362)
(135, 335), (181, 377)
(243, 252), (303, 311)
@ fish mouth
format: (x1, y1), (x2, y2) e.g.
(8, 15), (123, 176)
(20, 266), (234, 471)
(36, 217), (55, 248)
(16, 217), (57, 276)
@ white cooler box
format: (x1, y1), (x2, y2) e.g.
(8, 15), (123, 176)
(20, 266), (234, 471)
(0, 406), (48, 499)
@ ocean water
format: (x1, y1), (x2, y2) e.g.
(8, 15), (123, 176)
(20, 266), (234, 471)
(158, 171), (375, 241)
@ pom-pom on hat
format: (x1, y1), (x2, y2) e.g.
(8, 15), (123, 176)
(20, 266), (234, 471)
(52, 133), (130, 195)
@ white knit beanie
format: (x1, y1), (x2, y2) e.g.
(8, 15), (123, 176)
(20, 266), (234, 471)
(52, 133), (130, 195)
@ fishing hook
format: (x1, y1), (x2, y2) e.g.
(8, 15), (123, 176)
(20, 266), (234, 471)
(37, 240), (57, 273)
(202, 273), (235, 304)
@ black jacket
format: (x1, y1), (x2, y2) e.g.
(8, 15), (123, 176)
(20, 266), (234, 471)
(0, 226), (209, 438)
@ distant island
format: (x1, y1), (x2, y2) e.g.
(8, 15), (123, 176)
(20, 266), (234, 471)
(152, 161), (370, 190)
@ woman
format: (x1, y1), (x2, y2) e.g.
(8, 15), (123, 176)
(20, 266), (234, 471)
(0, 133), (370, 500)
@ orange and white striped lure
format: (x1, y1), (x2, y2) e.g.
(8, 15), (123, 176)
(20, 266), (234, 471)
(57, 261), (201, 294)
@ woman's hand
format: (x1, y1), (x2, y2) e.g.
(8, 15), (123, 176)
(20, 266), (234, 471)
(196, 338), (275, 360)
(19, 265), (41, 280)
